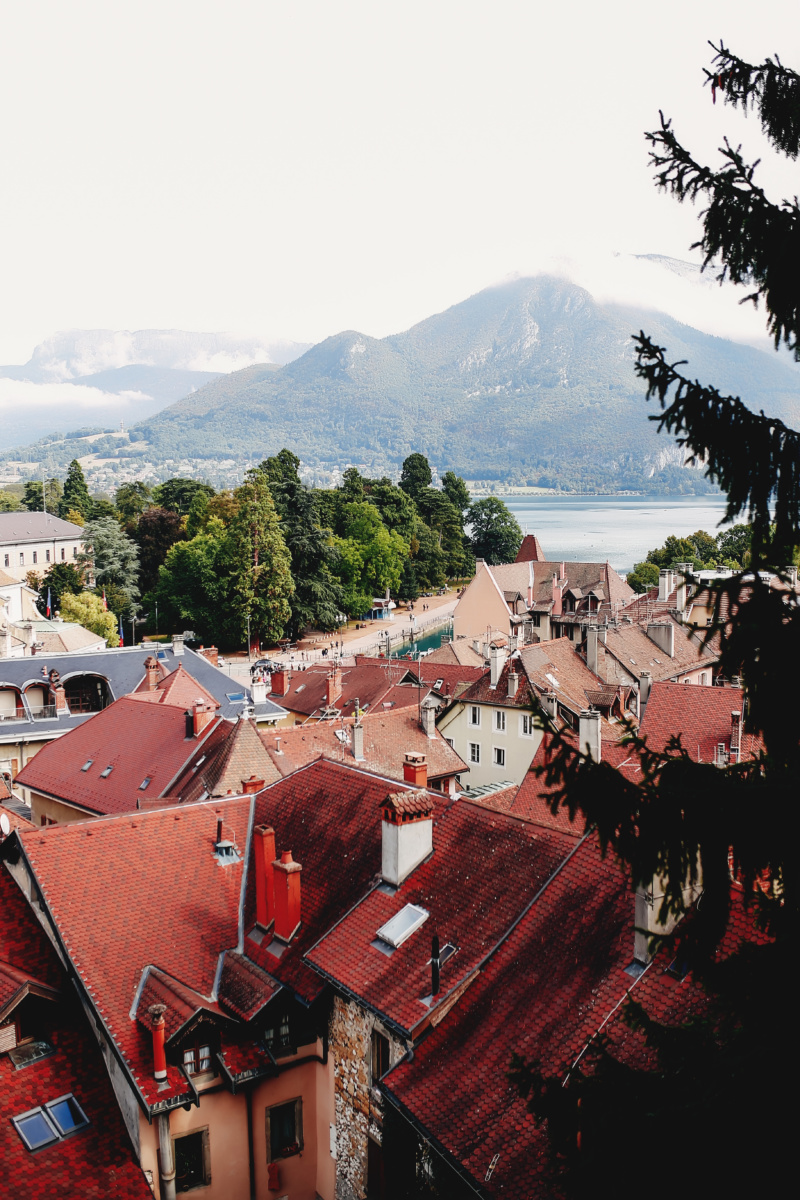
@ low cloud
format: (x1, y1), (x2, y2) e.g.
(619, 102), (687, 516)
(0, 378), (145, 411)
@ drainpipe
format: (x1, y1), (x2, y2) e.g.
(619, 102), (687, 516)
(246, 1086), (256, 1200)
(156, 1111), (177, 1200)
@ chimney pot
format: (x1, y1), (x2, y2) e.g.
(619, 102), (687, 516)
(242, 775), (265, 794)
(271, 669), (290, 697)
(381, 790), (434, 885)
(254, 825), (276, 929)
(148, 1003), (168, 1081)
(403, 752), (428, 788)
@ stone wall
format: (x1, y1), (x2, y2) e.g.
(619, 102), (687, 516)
(329, 995), (403, 1200)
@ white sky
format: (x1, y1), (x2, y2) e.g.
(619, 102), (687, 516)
(1, 0), (798, 363)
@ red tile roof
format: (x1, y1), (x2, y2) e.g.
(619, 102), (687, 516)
(169, 716), (281, 803)
(0, 868), (151, 1199)
(640, 681), (763, 763)
(17, 797), (253, 1109)
(262, 707), (468, 783)
(130, 662), (219, 709)
(424, 640), (485, 667)
(270, 660), (417, 716)
(16, 696), (225, 816)
(244, 760), (449, 1003)
(307, 798), (577, 1034)
(515, 533), (546, 562)
(591, 617), (716, 684)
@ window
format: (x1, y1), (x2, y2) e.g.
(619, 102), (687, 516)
(174, 1128), (211, 1190)
(469, 742), (480, 763)
(61, 548), (65, 561)
(493, 747), (506, 767)
(72, 546), (77, 558)
(494, 710), (506, 732)
(267, 1098), (303, 1162)
(19, 553), (24, 566)
(371, 1029), (390, 1083)
(45, 550), (50, 562)
(182, 1041), (213, 1076)
(263, 1013), (292, 1053)
(376, 904), (428, 949)
(468, 705), (481, 727)
(139, 776), (152, 790)
(520, 713), (533, 737)
(3, 554), (8, 567)
(81, 759), (93, 772)
(32, 552), (37, 564)
(8, 1038), (54, 1069)
(99, 765), (113, 778)
(12, 1094), (89, 1151)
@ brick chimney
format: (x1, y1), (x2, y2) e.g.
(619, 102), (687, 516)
(647, 622), (675, 658)
(381, 790), (434, 886)
(578, 709), (601, 762)
(199, 645), (219, 666)
(270, 668), (290, 697)
(730, 710), (742, 763)
(241, 775), (265, 794)
(192, 700), (216, 737)
(420, 698), (437, 739)
(144, 655), (160, 691)
(254, 825), (276, 929)
(273, 850), (302, 941)
(403, 752), (427, 787)
(50, 684), (68, 713)
(148, 1004), (168, 1081)
(326, 665), (342, 708)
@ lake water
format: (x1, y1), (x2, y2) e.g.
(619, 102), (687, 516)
(496, 494), (732, 573)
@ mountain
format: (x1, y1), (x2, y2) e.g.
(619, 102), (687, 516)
(131, 276), (800, 491)
(6, 277), (800, 493)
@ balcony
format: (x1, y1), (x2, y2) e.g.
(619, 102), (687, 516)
(0, 707), (27, 722)
(29, 704), (58, 721)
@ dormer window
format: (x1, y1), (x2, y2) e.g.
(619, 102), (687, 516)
(183, 1042), (213, 1076)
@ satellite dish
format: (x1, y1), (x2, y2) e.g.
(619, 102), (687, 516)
(0, 813), (11, 836)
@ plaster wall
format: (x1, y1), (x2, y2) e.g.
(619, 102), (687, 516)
(440, 701), (541, 787)
(452, 567), (510, 644)
(0, 537), (81, 583)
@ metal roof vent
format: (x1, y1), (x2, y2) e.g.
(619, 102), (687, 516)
(214, 818), (240, 864)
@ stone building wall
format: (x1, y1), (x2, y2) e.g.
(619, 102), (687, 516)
(329, 994), (404, 1200)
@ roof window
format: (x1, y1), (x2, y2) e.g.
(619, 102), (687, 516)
(80, 759), (93, 772)
(294, 684), (305, 693)
(545, 673), (560, 689)
(226, 692), (245, 703)
(99, 765), (113, 778)
(12, 1094), (89, 1151)
(139, 776), (152, 791)
(376, 904), (429, 949)
(434, 679), (444, 690)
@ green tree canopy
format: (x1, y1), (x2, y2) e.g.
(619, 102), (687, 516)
(153, 477), (215, 517)
(80, 517), (140, 601)
(23, 479), (62, 513)
(36, 562), (84, 615)
(467, 496), (522, 564)
(441, 470), (471, 515)
(58, 460), (91, 520)
(115, 481), (153, 524)
(399, 452), (432, 502)
(60, 591), (120, 646)
(133, 507), (185, 595)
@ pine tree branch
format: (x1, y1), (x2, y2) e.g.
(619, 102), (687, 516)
(705, 41), (800, 159)
(633, 332), (800, 558)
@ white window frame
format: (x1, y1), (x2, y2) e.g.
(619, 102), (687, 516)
(493, 746), (506, 767)
(468, 705), (481, 728)
(468, 742), (480, 764)
(519, 712), (534, 738)
(494, 710), (506, 733)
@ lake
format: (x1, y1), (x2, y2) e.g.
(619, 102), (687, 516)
(495, 494), (732, 573)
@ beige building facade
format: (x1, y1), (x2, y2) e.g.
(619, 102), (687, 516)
(0, 511), (83, 583)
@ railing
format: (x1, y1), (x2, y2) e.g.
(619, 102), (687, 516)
(0, 707), (27, 722)
(29, 704), (58, 720)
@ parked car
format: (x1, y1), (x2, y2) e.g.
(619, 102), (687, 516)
(250, 658), (283, 677)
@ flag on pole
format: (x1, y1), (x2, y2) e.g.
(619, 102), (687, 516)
(102, 588), (108, 611)
(118, 615), (124, 647)
(46, 588), (51, 618)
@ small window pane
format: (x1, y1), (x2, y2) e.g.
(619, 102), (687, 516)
(270, 1100), (298, 1160)
(9, 1039), (54, 1069)
(14, 1109), (60, 1150)
(183, 1049), (196, 1072)
(47, 1095), (88, 1135)
(175, 1130), (207, 1189)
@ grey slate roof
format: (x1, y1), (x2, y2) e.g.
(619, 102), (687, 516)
(0, 645), (286, 740)
(0, 512), (84, 544)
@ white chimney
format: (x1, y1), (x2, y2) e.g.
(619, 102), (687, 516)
(586, 626), (601, 676)
(730, 710), (742, 763)
(507, 671), (518, 699)
(381, 791), (434, 886)
(251, 680), (267, 704)
(540, 690), (558, 721)
(172, 634), (185, 657)
(578, 709), (601, 762)
(489, 645), (507, 688)
(658, 569), (674, 601)
(420, 698), (437, 739)
(638, 670), (653, 712)
(352, 721), (365, 761)
(647, 622), (675, 658)
(674, 565), (692, 617)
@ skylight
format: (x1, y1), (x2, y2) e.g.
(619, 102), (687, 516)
(139, 776), (152, 791)
(545, 673), (560, 689)
(80, 760), (93, 772)
(434, 679), (444, 690)
(99, 765), (113, 778)
(376, 904), (429, 949)
(226, 692), (245, 703)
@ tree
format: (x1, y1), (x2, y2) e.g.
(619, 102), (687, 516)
(467, 497), (522, 564)
(399, 452), (432, 503)
(222, 472), (294, 648)
(115, 481), (152, 524)
(37, 562), (84, 615)
(368, 478), (417, 541)
(23, 479), (62, 513)
(132, 507), (185, 594)
(80, 517), (140, 602)
(58, 460), (91, 520)
(716, 522), (752, 565)
(441, 470), (471, 515)
(86, 498), (118, 522)
(60, 592), (120, 646)
(152, 477), (215, 517)
(0, 488), (21, 512)
(513, 42), (799, 1197)
(626, 560), (660, 593)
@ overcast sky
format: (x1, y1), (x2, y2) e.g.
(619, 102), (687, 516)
(1, 1), (798, 363)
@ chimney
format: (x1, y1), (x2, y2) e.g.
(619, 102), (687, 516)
(326, 665), (342, 708)
(200, 645), (219, 666)
(674, 565), (692, 617)
(420, 698), (437, 739)
(273, 850), (302, 941)
(192, 700), (215, 737)
(241, 775), (265, 794)
(507, 670), (518, 699)
(578, 709), (601, 762)
(551, 573), (562, 615)
(658, 569), (674, 602)
(381, 790), (434, 886)
(586, 626), (602, 677)
(730, 710), (742, 763)
(634, 872), (699, 965)
(270, 668), (290, 697)
(540, 690), (558, 721)
(647, 622), (675, 658)
(51, 684), (68, 713)
(403, 752), (428, 788)
(785, 565), (798, 587)
(352, 721), (365, 761)
(638, 670), (653, 713)
(431, 933), (440, 997)
(527, 562), (534, 609)
(148, 1004), (168, 1081)
(254, 825), (276, 929)
(251, 679), (267, 704)
(489, 645), (506, 687)
(172, 634), (184, 657)
(144, 655), (160, 691)
(560, 561), (566, 580)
